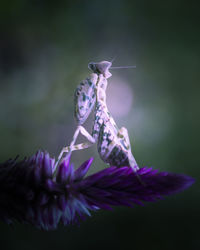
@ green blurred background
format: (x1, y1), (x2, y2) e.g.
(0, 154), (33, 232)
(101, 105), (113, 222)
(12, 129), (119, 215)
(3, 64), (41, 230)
(0, 0), (199, 249)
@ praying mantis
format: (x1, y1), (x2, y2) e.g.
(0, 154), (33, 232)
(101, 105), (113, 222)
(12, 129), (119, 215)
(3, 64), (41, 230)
(54, 60), (139, 175)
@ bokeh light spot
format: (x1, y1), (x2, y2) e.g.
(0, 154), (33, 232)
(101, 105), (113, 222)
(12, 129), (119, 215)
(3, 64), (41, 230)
(106, 77), (133, 117)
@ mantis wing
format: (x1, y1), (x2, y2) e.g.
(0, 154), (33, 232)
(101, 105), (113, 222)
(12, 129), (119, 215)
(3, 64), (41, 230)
(74, 73), (98, 125)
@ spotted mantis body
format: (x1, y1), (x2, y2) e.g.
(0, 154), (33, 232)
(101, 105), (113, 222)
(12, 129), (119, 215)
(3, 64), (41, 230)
(54, 61), (139, 176)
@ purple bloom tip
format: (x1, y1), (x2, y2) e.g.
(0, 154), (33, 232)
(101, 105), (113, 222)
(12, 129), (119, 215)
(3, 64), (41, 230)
(0, 151), (194, 230)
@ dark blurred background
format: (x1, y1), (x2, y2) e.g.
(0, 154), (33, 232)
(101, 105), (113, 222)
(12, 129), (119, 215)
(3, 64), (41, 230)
(0, 0), (199, 249)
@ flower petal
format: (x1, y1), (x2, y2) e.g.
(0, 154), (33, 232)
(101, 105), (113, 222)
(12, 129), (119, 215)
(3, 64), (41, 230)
(74, 158), (93, 181)
(0, 151), (195, 230)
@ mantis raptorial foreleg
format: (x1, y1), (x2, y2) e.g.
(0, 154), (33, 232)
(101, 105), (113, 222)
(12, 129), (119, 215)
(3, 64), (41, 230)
(79, 126), (96, 144)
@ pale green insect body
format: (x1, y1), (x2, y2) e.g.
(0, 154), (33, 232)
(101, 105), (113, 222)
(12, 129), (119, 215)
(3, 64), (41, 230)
(93, 74), (136, 168)
(55, 61), (139, 174)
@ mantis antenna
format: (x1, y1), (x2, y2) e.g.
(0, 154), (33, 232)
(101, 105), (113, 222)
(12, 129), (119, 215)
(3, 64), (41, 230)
(110, 65), (136, 69)
(111, 55), (117, 63)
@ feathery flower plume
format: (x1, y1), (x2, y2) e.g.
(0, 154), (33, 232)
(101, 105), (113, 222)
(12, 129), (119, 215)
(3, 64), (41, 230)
(0, 151), (194, 230)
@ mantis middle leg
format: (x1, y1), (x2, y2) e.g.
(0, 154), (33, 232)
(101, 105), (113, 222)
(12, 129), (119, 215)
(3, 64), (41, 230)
(55, 125), (96, 170)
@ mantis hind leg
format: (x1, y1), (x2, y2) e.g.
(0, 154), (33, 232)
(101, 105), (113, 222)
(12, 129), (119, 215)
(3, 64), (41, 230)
(118, 127), (146, 185)
(118, 127), (139, 171)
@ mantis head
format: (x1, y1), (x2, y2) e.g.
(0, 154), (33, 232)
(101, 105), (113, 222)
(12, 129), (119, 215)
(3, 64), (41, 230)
(88, 60), (136, 79)
(88, 61), (112, 79)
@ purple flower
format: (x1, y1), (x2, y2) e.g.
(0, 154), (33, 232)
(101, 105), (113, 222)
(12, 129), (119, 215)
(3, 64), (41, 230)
(0, 151), (194, 230)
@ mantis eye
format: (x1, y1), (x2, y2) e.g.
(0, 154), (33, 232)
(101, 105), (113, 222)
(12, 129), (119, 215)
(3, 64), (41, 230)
(88, 62), (95, 71)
